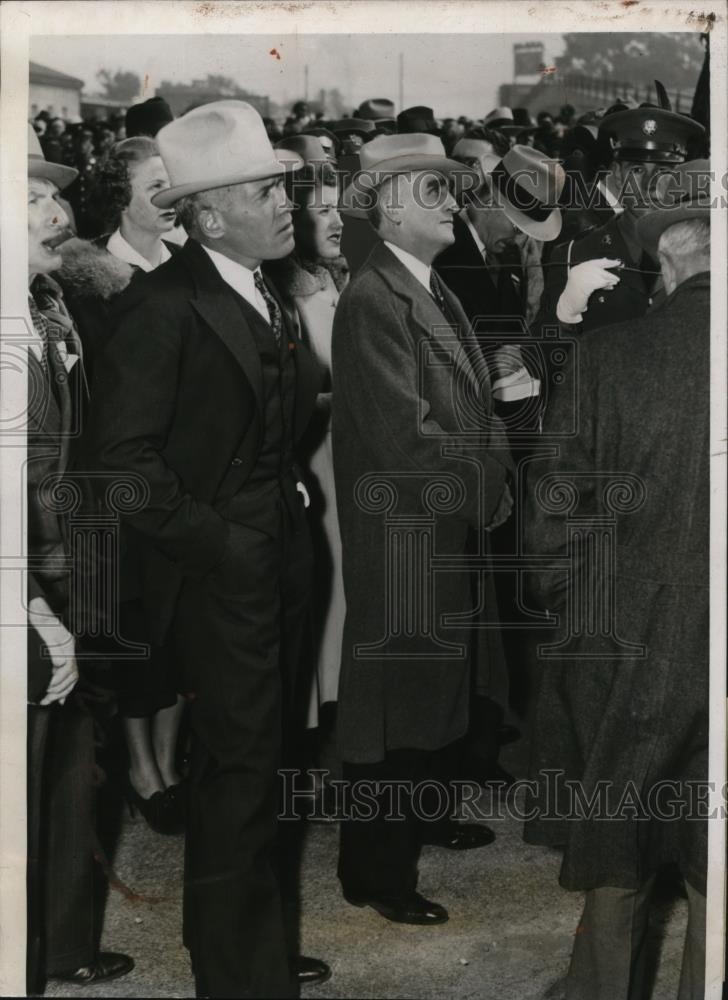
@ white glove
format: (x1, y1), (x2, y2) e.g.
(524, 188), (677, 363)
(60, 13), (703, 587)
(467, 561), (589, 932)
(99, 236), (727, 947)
(556, 258), (622, 325)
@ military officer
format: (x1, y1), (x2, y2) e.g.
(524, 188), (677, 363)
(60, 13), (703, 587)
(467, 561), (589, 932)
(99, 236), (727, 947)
(531, 102), (706, 346)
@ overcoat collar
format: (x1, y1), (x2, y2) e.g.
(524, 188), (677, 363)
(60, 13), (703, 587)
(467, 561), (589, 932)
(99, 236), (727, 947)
(363, 240), (491, 407)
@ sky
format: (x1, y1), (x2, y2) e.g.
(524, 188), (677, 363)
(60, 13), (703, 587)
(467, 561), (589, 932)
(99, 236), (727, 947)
(30, 32), (566, 119)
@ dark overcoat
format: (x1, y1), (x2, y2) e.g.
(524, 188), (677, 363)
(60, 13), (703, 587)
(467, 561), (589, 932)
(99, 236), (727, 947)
(523, 271), (710, 894)
(332, 240), (512, 763)
(89, 238), (320, 645)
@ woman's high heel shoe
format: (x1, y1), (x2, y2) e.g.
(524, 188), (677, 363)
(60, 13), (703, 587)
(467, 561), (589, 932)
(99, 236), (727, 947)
(125, 778), (185, 835)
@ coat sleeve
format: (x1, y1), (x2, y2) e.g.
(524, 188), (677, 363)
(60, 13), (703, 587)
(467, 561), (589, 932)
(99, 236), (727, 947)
(89, 290), (229, 578)
(333, 286), (508, 528)
(524, 344), (599, 610)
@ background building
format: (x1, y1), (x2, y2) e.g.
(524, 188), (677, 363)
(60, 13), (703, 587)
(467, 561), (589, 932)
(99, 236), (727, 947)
(29, 61), (83, 119)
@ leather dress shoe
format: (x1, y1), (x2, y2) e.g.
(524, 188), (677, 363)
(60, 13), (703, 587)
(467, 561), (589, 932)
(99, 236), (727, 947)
(292, 955), (331, 986)
(422, 822), (495, 850)
(344, 890), (448, 925)
(49, 951), (134, 986)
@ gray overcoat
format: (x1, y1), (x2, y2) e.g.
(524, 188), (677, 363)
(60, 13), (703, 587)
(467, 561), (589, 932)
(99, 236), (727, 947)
(332, 241), (512, 763)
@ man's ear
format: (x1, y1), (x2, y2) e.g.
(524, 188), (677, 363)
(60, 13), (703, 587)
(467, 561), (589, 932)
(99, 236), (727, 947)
(378, 175), (403, 228)
(657, 249), (675, 294)
(198, 206), (225, 242)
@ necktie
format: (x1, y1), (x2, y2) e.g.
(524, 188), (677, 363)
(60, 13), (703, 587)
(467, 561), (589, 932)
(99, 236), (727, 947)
(28, 295), (50, 376)
(429, 271), (457, 326)
(254, 271), (282, 346)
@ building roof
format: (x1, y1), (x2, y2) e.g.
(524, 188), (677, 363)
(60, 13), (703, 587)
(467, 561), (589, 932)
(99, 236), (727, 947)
(29, 61), (84, 91)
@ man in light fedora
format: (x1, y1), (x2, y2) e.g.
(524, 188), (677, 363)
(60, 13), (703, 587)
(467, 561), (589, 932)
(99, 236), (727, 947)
(525, 160), (710, 1000)
(333, 133), (513, 925)
(90, 100), (329, 999)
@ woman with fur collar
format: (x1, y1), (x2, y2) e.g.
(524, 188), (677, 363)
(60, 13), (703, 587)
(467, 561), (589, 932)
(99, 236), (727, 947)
(55, 137), (185, 835)
(265, 139), (348, 762)
(56, 137), (180, 382)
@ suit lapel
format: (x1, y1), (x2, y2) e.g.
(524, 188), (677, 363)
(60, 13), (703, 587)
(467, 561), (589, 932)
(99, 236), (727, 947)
(185, 241), (264, 419)
(371, 242), (488, 408)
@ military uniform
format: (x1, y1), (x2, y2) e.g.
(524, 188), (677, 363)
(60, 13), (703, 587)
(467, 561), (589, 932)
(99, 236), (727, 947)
(532, 212), (661, 339)
(530, 101), (705, 344)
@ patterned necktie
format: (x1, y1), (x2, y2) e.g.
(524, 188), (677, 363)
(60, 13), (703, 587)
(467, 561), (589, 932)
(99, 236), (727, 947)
(28, 295), (50, 375)
(253, 271), (282, 346)
(429, 271), (457, 326)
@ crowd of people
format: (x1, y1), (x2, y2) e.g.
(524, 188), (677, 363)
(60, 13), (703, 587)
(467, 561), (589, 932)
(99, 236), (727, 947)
(25, 73), (711, 1000)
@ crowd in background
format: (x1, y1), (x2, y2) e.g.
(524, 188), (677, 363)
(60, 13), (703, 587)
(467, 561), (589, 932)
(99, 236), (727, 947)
(25, 58), (712, 1000)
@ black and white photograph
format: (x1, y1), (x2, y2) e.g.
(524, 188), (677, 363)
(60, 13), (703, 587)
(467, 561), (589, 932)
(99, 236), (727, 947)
(0, 2), (726, 998)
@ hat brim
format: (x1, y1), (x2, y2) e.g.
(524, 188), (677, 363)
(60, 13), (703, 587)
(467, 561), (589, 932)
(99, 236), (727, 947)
(501, 124), (537, 135)
(151, 149), (303, 208)
(500, 199), (562, 242)
(635, 205), (710, 256)
(340, 154), (479, 219)
(28, 157), (78, 191)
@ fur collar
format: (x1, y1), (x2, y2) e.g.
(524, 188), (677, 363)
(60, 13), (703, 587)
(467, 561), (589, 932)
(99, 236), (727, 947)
(55, 238), (135, 300)
(267, 253), (349, 300)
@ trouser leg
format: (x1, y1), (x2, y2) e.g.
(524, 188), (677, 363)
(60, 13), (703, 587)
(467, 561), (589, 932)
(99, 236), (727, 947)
(566, 877), (656, 1000)
(175, 525), (296, 1000)
(678, 880), (706, 1000)
(43, 703), (96, 975)
(27, 706), (51, 994)
(338, 750), (422, 900)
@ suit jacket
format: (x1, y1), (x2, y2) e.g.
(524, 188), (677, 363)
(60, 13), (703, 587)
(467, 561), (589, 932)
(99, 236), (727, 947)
(90, 238), (321, 644)
(435, 214), (524, 333)
(332, 240), (512, 762)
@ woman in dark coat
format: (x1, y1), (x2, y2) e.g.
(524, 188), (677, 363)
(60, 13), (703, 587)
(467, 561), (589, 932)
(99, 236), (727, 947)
(56, 138), (184, 833)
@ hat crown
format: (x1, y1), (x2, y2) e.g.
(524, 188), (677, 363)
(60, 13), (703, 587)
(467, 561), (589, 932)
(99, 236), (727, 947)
(497, 144), (566, 202)
(357, 98), (395, 121)
(485, 107), (513, 124)
(275, 133), (331, 165)
(154, 100), (298, 205)
(359, 132), (448, 173)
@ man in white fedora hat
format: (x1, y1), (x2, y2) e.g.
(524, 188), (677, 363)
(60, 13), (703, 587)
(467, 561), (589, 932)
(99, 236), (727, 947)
(26, 124), (135, 992)
(90, 100), (329, 998)
(333, 133), (513, 925)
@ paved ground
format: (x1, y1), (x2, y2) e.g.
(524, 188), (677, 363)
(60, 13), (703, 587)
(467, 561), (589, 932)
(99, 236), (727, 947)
(45, 739), (689, 999)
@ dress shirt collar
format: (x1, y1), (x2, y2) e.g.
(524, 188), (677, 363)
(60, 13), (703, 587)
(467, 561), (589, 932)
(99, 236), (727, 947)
(461, 209), (487, 261)
(383, 240), (432, 292)
(106, 229), (171, 272)
(200, 244), (270, 323)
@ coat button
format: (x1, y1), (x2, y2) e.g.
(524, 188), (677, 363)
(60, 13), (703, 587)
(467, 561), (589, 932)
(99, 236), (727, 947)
(231, 458), (243, 466)
(597, 295), (605, 304)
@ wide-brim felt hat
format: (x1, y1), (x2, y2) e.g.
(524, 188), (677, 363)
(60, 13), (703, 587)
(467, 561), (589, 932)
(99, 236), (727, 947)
(28, 124), (78, 190)
(356, 98), (396, 123)
(340, 133), (479, 219)
(151, 100), (303, 208)
(489, 143), (565, 241)
(329, 117), (377, 139)
(484, 106), (514, 130)
(397, 105), (438, 133)
(635, 158), (711, 255)
(275, 133), (333, 166)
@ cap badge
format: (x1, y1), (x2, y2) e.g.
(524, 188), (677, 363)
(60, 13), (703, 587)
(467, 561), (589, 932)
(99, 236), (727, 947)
(642, 119), (658, 136)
